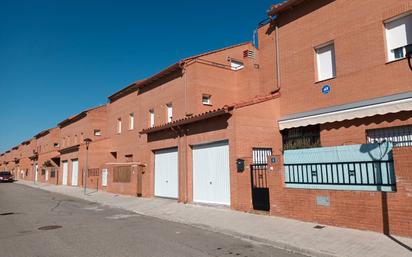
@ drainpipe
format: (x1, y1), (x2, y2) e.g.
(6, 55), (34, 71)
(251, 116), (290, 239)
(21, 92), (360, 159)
(274, 22), (281, 93)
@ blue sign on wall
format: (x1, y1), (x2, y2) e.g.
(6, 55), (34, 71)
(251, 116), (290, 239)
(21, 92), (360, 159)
(322, 84), (331, 94)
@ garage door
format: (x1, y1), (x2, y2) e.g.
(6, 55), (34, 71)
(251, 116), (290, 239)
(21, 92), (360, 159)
(62, 161), (68, 185)
(193, 141), (230, 205)
(71, 159), (79, 186)
(154, 148), (178, 198)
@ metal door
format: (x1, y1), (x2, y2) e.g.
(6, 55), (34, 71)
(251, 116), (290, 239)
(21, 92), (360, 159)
(71, 159), (79, 186)
(251, 148), (272, 211)
(62, 161), (68, 185)
(193, 141), (230, 205)
(102, 168), (108, 187)
(154, 148), (178, 198)
(34, 164), (38, 182)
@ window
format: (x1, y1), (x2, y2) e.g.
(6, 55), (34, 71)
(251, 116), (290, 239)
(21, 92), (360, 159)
(129, 113), (134, 130)
(230, 59), (244, 70)
(282, 125), (321, 150)
(125, 154), (133, 162)
(117, 118), (122, 134)
(166, 103), (173, 122)
(149, 109), (155, 127)
(367, 125), (412, 147)
(94, 129), (102, 136)
(315, 43), (336, 81)
(53, 143), (59, 148)
(385, 14), (412, 61)
(202, 94), (211, 105)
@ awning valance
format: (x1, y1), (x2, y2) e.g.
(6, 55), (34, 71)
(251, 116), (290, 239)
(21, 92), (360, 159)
(279, 92), (412, 130)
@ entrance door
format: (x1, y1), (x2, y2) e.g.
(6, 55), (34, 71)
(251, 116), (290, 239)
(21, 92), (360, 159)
(102, 168), (108, 187)
(45, 168), (49, 182)
(193, 141), (230, 205)
(154, 148), (178, 198)
(34, 164), (38, 182)
(62, 161), (68, 185)
(71, 159), (79, 186)
(251, 148), (272, 211)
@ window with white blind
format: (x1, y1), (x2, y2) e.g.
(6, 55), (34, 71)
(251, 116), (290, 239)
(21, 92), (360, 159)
(316, 43), (336, 81)
(166, 103), (173, 122)
(230, 60), (244, 70)
(149, 109), (155, 127)
(129, 113), (134, 130)
(117, 118), (122, 134)
(385, 14), (412, 61)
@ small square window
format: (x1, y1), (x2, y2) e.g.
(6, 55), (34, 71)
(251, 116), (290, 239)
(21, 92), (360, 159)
(230, 60), (244, 70)
(202, 94), (211, 105)
(94, 129), (102, 136)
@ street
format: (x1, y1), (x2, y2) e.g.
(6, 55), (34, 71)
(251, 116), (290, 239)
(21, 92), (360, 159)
(0, 183), (305, 257)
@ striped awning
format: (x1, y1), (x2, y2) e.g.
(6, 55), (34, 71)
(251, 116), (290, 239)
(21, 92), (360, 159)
(279, 92), (412, 130)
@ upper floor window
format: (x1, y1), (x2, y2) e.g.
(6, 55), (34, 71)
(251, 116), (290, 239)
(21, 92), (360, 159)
(166, 103), (173, 122)
(315, 43), (336, 81)
(129, 113), (134, 130)
(94, 129), (102, 136)
(149, 109), (155, 127)
(202, 94), (212, 105)
(230, 59), (244, 70)
(117, 118), (122, 134)
(385, 14), (412, 62)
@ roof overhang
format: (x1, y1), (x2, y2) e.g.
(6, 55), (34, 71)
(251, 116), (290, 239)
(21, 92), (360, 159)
(140, 107), (233, 134)
(108, 63), (182, 103)
(34, 129), (50, 139)
(279, 92), (412, 130)
(59, 144), (80, 154)
(268, 0), (305, 16)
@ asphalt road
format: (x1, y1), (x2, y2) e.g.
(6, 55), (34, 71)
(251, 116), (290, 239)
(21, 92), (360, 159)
(0, 183), (305, 257)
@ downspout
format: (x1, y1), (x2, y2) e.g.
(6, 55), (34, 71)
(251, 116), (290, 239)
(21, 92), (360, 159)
(274, 21), (281, 93)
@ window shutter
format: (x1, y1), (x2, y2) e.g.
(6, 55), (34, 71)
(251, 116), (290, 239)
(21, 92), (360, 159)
(316, 44), (336, 81)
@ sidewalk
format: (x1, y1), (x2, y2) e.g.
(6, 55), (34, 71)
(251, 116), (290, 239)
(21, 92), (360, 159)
(16, 180), (412, 257)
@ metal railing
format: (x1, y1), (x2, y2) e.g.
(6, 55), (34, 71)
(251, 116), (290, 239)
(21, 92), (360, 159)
(284, 160), (395, 187)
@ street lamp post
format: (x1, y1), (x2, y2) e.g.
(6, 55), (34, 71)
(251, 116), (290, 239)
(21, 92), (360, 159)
(83, 138), (92, 195)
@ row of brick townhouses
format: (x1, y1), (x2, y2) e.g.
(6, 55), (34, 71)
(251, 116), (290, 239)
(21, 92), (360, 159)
(1, 0), (411, 237)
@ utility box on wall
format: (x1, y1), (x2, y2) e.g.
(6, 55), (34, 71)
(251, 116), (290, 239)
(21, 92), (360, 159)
(236, 159), (245, 172)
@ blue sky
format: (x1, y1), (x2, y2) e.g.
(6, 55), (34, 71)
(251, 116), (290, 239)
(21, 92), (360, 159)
(0, 0), (278, 153)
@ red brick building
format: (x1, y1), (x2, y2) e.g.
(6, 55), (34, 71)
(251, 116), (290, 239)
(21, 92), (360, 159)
(1, 0), (411, 238)
(256, 0), (412, 237)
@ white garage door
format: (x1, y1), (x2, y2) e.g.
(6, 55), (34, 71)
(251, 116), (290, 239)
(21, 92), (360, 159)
(71, 159), (79, 186)
(193, 141), (230, 205)
(154, 148), (178, 199)
(62, 161), (68, 185)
